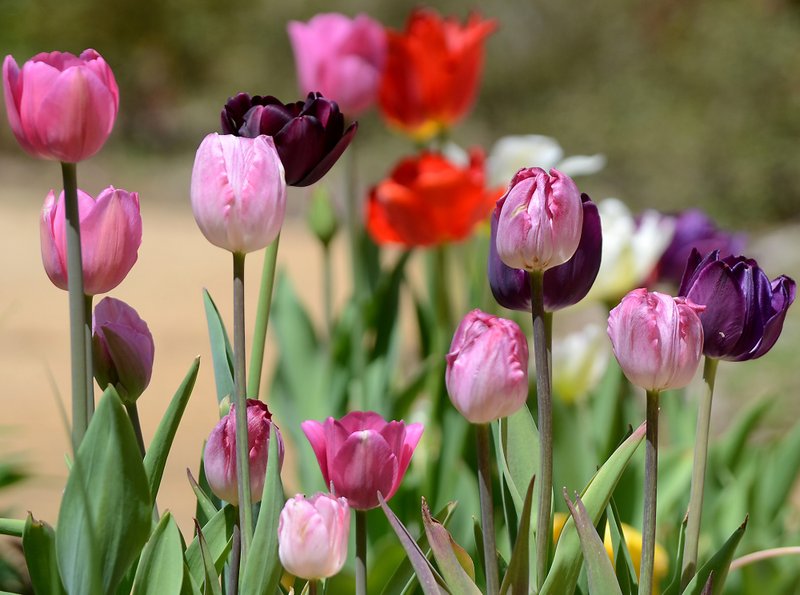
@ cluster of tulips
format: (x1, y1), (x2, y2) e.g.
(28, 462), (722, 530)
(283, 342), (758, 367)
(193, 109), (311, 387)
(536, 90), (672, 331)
(2, 5), (798, 595)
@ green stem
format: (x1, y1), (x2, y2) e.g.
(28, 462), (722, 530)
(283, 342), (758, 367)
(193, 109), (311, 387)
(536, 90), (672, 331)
(232, 252), (253, 562)
(530, 271), (553, 588)
(228, 524), (241, 595)
(476, 424), (500, 594)
(0, 518), (24, 538)
(681, 356), (719, 588)
(309, 579), (319, 595)
(84, 293), (95, 421)
(62, 161), (90, 448)
(124, 402), (147, 459)
(247, 235), (280, 400)
(639, 390), (661, 595)
(433, 245), (452, 332)
(355, 510), (367, 595)
(323, 242), (333, 342)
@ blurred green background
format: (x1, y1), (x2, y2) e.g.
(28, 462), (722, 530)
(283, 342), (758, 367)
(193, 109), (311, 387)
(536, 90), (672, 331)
(2, 0), (799, 225)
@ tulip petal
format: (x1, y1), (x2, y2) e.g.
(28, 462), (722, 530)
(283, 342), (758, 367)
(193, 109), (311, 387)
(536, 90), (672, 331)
(331, 431), (398, 509)
(290, 120), (357, 187)
(301, 420), (331, 488)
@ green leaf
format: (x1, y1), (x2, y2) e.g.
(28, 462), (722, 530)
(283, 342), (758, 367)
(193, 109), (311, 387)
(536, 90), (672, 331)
(56, 388), (152, 595)
(22, 514), (65, 595)
(757, 417), (800, 517)
(422, 498), (481, 594)
(240, 425), (284, 595)
(187, 468), (218, 524)
(682, 517), (747, 595)
(563, 492), (622, 595)
(143, 357), (200, 502)
(132, 512), (184, 595)
(606, 500), (638, 594)
(498, 405), (539, 516)
(662, 514), (687, 595)
(203, 289), (234, 404)
(185, 506), (236, 588)
(540, 422), (646, 595)
(499, 475), (535, 595)
(194, 520), (223, 595)
(714, 399), (771, 471)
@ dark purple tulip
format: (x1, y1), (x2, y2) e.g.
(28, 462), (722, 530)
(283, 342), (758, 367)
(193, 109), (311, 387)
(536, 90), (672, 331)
(221, 92), (357, 187)
(489, 193), (602, 312)
(653, 209), (745, 287)
(678, 249), (796, 361)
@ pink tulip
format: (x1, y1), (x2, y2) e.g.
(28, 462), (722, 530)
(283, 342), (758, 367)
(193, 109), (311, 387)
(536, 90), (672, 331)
(288, 13), (387, 115)
(92, 297), (155, 404)
(190, 133), (286, 254)
(203, 399), (284, 505)
(40, 186), (142, 295)
(496, 167), (583, 272)
(3, 49), (119, 162)
(446, 309), (529, 423)
(278, 493), (350, 580)
(607, 289), (705, 392)
(301, 411), (423, 510)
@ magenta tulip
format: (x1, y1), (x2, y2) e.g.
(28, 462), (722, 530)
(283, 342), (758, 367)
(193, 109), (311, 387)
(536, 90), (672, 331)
(203, 399), (284, 505)
(288, 13), (387, 115)
(496, 167), (584, 272)
(446, 309), (529, 423)
(190, 133), (286, 254)
(301, 412), (423, 510)
(40, 186), (142, 295)
(608, 289), (705, 392)
(3, 49), (119, 162)
(278, 493), (350, 580)
(92, 297), (154, 404)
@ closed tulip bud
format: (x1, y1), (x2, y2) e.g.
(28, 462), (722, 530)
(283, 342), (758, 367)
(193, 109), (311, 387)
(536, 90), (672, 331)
(92, 297), (154, 404)
(607, 289), (704, 392)
(40, 186), (142, 295)
(301, 412), (423, 510)
(288, 13), (386, 115)
(190, 133), (286, 254)
(203, 399), (284, 505)
(3, 49), (119, 162)
(679, 249), (795, 361)
(278, 493), (350, 580)
(445, 310), (529, 423)
(496, 168), (584, 272)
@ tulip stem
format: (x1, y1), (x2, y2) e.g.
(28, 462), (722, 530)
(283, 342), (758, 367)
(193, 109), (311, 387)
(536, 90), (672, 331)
(247, 234), (280, 400)
(308, 580), (318, 595)
(84, 293), (95, 421)
(232, 252), (253, 563)
(681, 356), (719, 588)
(640, 389), (660, 595)
(355, 509), (367, 595)
(530, 271), (553, 588)
(0, 518), (24, 538)
(476, 423), (500, 594)
(125, 402), (147, 458)
(61, 161), (90, 448)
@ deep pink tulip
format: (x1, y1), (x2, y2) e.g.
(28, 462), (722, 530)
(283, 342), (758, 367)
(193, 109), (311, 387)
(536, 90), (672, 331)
(607, 289), (705, 392)
(203, 399), (284, 505)
(288, 13), (387, 115)
(92, 297), (154, 404)
(496, 167), (583, 272)
(446, 309), (529, 423)
(40, 186), (142, 295)
(3, 49), (119, 162)
(301, 411), (423, 510)
(278, 493), (350, 580)
(190, 133), (286, 254)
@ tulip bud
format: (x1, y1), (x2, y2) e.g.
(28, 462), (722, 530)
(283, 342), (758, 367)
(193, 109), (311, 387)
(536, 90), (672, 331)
(301, 412), (423, 510)
(190, 133), (286, 254)
(203, 399), (284, 505)
(306, 187), (339, 247)
(40, 186), (142, 295)
(496, 168), (584, 272)
(678, 249), (796, 361)
(278, 493), (350, 580)
(3, 49), (119, 162)
(445, 310), (529, 423)
(92, 297), (154, 404)
(607, 289), (704, 392)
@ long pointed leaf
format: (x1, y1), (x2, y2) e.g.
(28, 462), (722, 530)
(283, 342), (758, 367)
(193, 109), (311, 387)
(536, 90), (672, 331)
(499, 475), (535, 595)
(422, 498), (480, 594)
(194, 520), (223, 595)
(23, 514), (65, 595)
(132, 512), (183, 595)
(682, 517), (747, 595)
(203, 289), (234, 404)
(185, 506), (236, 587)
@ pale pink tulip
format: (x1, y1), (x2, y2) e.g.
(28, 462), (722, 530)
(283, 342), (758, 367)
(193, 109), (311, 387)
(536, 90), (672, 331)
(190, 133), (286, 254)
(607, 289), (705, 392)
(496, 167), (583, 272)
(40, 186), (141, 295)
(203, 399), (284, 505)
(278, 493), (350, 579)
(301, 412), (423, 510)
(3, 49), (119, 162)
(446, 309), (529, 423)
(288, 13), (386, 115)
